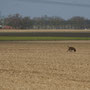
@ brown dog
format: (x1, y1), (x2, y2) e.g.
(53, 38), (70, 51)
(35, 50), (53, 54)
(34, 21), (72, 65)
(67, 46), (76, 52)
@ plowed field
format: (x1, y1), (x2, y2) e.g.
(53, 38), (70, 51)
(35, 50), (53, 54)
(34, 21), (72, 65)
(0, 41), (90, 90)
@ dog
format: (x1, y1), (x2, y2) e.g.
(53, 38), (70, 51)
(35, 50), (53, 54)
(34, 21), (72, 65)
(67, 46), (76, 52)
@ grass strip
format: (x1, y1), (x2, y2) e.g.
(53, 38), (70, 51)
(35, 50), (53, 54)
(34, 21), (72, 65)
(0, 37), (90, 41)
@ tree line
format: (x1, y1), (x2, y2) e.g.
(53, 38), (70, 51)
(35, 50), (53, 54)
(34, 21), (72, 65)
(0, 14), (90, 29)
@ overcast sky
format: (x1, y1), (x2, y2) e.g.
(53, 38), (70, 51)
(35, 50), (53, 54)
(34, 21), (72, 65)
(0, 0), (90, 19)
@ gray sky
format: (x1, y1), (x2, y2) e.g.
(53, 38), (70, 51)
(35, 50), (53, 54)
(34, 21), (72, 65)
(0, 0), (90, 19)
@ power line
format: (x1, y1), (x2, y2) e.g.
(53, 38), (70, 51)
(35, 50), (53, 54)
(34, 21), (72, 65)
(21, 0), (90, 8)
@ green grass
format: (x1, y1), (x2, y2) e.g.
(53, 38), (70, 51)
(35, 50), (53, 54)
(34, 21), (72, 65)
(0, 36), (90, 41)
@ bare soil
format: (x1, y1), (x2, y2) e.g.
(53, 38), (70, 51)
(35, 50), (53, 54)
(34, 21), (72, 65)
(0, 41), (90, 90)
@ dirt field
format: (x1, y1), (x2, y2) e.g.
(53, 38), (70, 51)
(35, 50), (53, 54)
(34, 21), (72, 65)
(0, 29), (90, 32)
(0, 41), (90, 90)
